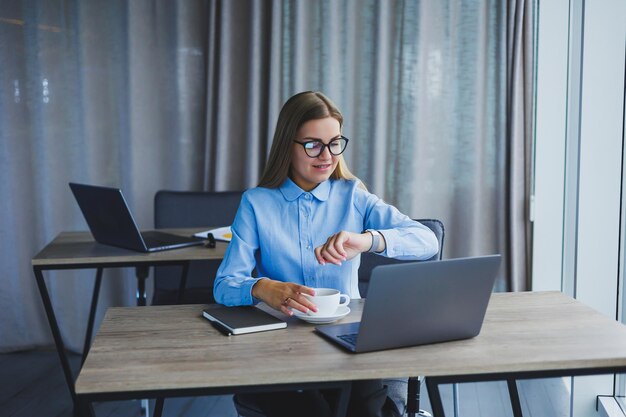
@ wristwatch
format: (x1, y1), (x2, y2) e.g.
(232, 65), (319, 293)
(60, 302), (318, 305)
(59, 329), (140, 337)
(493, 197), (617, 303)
(366, 230), (382, 253)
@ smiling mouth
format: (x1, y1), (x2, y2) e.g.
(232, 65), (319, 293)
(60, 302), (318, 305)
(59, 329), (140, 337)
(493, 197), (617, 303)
(313, 164), (331, 169)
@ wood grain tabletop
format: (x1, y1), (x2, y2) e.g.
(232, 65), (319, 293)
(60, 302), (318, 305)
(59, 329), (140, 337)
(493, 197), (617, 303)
(75, 291), (626, 396)
(32, 228), (227, 266)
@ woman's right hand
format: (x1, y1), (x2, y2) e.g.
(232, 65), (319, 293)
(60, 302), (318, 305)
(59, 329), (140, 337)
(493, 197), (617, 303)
(251, 278), (317, 316)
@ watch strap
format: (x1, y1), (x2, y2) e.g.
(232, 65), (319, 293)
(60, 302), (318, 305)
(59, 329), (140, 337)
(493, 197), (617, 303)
(367, 230), (381, 253)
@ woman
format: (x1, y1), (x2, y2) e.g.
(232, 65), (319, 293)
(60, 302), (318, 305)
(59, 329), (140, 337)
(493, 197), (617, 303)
(214, 91), (438, 417)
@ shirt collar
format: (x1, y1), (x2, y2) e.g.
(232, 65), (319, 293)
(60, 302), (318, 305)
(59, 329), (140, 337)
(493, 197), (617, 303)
(279, 178), (331, 202)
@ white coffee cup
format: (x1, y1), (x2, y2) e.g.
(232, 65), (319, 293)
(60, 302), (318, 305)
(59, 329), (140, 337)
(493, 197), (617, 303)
(303, 288), (350, 316)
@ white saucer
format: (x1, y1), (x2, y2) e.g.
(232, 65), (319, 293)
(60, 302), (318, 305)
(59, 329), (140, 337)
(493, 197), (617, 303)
(292, 306), (351, 324)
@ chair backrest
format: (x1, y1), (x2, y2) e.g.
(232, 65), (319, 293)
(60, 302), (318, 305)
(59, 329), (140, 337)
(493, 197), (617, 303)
(358, 219), (444, 297)
(153, 190), (243, 305)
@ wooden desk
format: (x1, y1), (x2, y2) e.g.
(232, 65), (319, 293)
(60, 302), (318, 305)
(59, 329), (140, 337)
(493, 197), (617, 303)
(75, 291), (626, 417)
(32, 230), (227, 266)
(31, 229), (226, 415)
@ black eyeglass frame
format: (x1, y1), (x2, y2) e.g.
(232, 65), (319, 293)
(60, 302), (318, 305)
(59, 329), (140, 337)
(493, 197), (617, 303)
(293, 136), (350, 158)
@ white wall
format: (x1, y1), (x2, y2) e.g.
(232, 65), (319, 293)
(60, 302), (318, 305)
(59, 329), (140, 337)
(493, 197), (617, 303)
(531, 0), (569, 293)
(532, 0), (626, 416)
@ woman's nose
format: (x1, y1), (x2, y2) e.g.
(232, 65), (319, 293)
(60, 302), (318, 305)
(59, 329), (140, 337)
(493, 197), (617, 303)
(318, 145), (332, 159)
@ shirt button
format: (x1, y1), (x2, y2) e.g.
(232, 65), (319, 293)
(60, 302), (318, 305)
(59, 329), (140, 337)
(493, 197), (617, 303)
(306, 245), (311, 250)
(305, 194), (311, 199)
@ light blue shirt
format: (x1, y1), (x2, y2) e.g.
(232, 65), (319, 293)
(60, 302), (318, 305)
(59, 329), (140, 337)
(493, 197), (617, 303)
(213, 178), (439, 306)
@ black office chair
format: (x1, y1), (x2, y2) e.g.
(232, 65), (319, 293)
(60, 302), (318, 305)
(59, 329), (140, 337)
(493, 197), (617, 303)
(152, 190), (243, 305)
(234, 219), (445, 417)
(233, 395), (271, 417)
(358, 219), (444, 417)
(357, 219), (444, 297)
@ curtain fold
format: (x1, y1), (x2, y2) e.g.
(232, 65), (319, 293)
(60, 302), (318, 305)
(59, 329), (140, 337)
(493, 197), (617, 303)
(505, 0), (534, 291)
(0, 0), (531, 352)
(204, 0), (275, 191)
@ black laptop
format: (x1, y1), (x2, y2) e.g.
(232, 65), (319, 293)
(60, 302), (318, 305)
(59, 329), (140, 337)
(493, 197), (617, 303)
(315, 255), (501, 353)
(69, 182), (205, 252)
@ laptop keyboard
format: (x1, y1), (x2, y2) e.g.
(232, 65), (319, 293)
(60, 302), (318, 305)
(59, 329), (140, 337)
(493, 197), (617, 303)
(338, 333), (358, 347)
(144, 236), (173, 246)
(142, 231), (200, 248)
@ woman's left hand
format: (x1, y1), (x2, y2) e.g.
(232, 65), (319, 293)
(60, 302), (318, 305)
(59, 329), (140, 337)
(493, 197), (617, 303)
(314, 231), (372, 265)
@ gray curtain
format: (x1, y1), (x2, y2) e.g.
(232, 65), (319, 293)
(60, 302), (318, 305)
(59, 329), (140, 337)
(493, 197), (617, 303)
(505, 0), (534, 291)
(0, 0), (211, 352)
(0, 0), (532, 352)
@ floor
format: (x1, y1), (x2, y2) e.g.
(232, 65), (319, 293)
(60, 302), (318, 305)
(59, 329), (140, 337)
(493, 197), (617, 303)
(0, 349), (570, 417)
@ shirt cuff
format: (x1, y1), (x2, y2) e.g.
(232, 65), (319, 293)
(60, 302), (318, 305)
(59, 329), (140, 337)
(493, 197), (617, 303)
(377, 229), (405, 258)
(246, 277), (266, 305)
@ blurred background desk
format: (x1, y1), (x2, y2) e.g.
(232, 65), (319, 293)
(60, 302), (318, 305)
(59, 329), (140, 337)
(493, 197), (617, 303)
(31, 229), (226, 416)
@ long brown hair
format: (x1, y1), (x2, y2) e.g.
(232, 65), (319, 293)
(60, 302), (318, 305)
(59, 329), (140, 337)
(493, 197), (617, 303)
(258, 91), (360, 188)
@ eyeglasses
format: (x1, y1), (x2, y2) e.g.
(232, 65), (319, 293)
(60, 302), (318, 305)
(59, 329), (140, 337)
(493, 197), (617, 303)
(293, 136), (349, 158)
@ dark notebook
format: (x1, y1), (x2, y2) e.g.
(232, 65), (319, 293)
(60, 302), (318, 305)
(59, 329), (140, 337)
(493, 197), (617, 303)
(202, 306), (287, 335)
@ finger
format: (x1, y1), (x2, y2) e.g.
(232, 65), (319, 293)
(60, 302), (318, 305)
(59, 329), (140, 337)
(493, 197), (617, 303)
(291, 284), (316, 296)
(321, 244), (343, 265)
(292, 292), (317, 312)
(279, 294), (296, 314)
(280, 304), (294, 316)
(324, 236), (343, 255)
(289, 299), (311, 314)
(279, 294), (302, 312)
(314, 246), (326, 265)
(321, 252), (342, 266)
(321, 236), (343, 262)
(280, 294), (292, 305)
(333, 233), (349, 258)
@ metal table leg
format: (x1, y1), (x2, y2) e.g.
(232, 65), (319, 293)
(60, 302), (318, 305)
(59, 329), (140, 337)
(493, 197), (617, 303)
(153, 398), (165, 417)
(136, 265), (149, 306)
(507, 378), (524, 417)
(135, 264), (151, 416)
(33, 267), (78, 411)
(425, 377), (446, 417)
(81, 267), (103, 366)
(425, 376), (522, 417)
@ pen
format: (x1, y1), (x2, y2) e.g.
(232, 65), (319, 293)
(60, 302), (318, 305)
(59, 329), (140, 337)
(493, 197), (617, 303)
(210, 320), (232, 336)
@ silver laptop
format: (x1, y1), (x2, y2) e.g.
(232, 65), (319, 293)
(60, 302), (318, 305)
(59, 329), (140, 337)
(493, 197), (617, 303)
(315, 255), (501, 353)
(69, 182), (204, 252)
